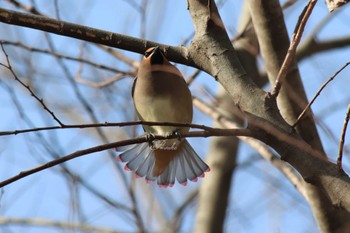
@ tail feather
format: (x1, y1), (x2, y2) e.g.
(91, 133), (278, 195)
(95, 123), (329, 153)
(181, 147), (199, 181)
(135, 151), (154, 177)
(183, 143), (209, 178)
(175, 151), (187, 183)
(124, 144), (149, 171)
(156, 158), (177, 187)
(153, 149), (178, 176)
(117, 139), (209, 187)
(118, 142), (148, 162)
(145, 166), (157, 182)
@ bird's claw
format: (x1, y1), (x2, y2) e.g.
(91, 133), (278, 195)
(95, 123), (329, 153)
(146, 133), (156, 147)
(172, 129), (182, 141)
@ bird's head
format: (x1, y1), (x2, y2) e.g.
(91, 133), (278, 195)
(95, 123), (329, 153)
(144, 46), (167, 65)
(139, 46), (181, 76)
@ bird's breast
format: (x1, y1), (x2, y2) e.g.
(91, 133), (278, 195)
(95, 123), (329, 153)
(133, 71), (193, 136)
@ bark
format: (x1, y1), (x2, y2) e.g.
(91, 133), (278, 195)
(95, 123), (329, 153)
(1, 2), (350, 232)
(187, 0), (350, 232)
(326, 0), (350, 11)
(249, 0), (324, 152)
(248, 1), (350, 231)
(194, 3), (260, 232)
(194, 111), (239, 233)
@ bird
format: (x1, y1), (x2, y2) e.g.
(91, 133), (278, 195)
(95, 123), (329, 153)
(116, 46), (210, 188)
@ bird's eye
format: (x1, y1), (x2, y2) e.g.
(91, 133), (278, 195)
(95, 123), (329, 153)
(144, 48), (154, 58)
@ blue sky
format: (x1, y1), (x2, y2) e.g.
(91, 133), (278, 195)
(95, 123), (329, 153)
(0, 1), (350, 233)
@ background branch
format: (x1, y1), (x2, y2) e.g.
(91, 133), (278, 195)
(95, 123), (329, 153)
(0, 217), (121, 233)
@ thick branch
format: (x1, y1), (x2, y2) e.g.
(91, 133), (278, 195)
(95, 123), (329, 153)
(194, 88), (240, 233)
(249, 0), (324, 152)
(297, 37), (350, 61)
(187, 1), (350, 232)
(193, 97), (306, 198)
(0, 8), (192, 67)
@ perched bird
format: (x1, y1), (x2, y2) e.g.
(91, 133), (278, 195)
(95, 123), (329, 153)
(117, 46), (210, 187)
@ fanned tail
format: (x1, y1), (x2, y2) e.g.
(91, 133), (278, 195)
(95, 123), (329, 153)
(116, 139), (210, 187)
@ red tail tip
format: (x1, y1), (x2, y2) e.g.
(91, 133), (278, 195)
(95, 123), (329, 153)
(205, 167), (211, 172)
(146, 179), (154, 184)
(124, 165), (131, 171)
(116, 156), (122, 162)
(134, 173), (141, 179)
(191, 177), (198, 182)
(181, 181), (188, 186)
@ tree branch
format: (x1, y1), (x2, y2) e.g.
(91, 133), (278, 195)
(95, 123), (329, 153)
(293, 62), (350, 127)
(326, 0), (350, 11)
(1, 40), (133, 74)
(271, 0), (317, 97)
(337, 104), (350, 170)
(0, 43), (64, 126)
(0, 217), (121, 233)
(0, 128), (251, 188)
(297, 37), (350, 61)
(187, 1), (350, 231)
(0, 121), (235, 136)
(193, 97), (307, 198)
(0, 8), (192, 67)
(249, 0), (324, 152)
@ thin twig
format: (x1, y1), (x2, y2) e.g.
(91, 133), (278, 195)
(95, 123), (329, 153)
(1, 73), (132, 215)
(337, 104), (350, 171)
(186, 69), (201, 85)
(0, 217), (120, 233)
(4, 1), (140, 72)
(76, 72), (129, 88)
(282, 0), (298, 8)
(3, 2), (139, 72)
(270, 0), (317, 97)
(170, 190), (198, 231)
(296, 8), (346, 61)
(1, 40), (133, 74)
(0, 121), (232, 136)
(0, 129), (251, 188)
(293, 62), (350, 127)
(121, 0), (142, 12)
(74, 46), (133, 88)
(5, 0), (41, 14)
(53, 0), (60, 20)
(96, 45), (139, 68)
(36, 23), (132, 194)
(0, 43), (65, 126)
(4, 3), (146, 228)
(193, 97), (307, 198)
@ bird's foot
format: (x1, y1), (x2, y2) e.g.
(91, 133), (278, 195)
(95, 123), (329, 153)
(171, 129), (183, 141)
(145, 133), (156, 148)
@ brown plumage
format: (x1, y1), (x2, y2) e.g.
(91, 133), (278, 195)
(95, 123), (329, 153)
(117, 47), (210, 187)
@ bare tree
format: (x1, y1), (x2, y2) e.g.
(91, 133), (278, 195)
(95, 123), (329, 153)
(0, 1), (350, 233)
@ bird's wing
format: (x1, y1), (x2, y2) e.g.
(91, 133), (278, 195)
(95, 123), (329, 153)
(131, 76), (137, 98)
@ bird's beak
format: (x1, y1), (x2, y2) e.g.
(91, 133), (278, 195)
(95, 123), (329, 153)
(152, 46), (160, 56)
(153, 46), (160, 52)
(149, 46), (164, 65)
